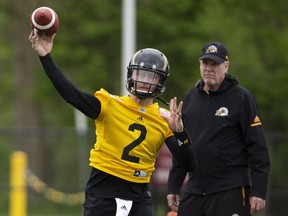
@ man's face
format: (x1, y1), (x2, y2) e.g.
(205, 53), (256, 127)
(199, 59), (229, 91)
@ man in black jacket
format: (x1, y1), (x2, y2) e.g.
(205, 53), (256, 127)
(167, 41), (270, 216)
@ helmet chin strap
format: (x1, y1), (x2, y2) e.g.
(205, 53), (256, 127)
(156, 97), (169, 106)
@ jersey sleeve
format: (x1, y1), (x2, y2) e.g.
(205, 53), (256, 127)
(165, 129), (196, 194)
(166, 131), (197, 172)
(167, 155), (188, 194)
(39, 54), (101, 119)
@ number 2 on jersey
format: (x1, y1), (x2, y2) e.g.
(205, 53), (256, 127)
(121, 123), (147, 163)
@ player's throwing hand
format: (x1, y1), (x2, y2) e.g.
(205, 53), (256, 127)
(29, 30), (54, 57)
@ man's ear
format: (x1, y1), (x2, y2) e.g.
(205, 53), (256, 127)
(225, 61), (230, 71)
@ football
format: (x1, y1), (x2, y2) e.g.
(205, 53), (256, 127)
(30, 7), (59, 36)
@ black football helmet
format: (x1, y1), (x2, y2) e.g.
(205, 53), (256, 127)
(126, 48), (170, 99)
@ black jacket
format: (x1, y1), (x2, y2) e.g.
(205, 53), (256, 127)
(168, 73), (270, 199)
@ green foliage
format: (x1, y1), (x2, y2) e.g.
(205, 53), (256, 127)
(0, 0), (287, 129)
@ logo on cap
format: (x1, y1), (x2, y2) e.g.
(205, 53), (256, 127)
(206, 45), (218, 54)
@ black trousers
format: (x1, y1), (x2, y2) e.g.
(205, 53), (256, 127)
(83, 193), (153, 216)
(178, 187), (251, 216)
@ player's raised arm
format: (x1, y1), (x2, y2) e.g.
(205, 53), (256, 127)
(28, 7), (100, 119)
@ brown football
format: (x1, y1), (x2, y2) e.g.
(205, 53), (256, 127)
(30, 7), (59, 36)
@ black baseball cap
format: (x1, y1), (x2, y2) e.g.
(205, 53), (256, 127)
(198, 41), (229, 63)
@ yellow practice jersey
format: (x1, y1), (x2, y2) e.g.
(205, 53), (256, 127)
(89, 88), (174, 183)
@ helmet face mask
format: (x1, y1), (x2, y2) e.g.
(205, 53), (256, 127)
(126, 48), (170, 99)
(129, 69), (162, 98)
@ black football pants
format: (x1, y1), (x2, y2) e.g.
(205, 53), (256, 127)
(178, 187), (251, 216)
(83, 193), (153, 216)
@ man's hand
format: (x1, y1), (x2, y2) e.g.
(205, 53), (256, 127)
(250, 196), (266, 214)
(160, 97), (183, 132)
(28, 29), (55, 56)
(167, 194), (180, 211)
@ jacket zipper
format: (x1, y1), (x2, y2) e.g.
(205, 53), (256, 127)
(198, 92), (210, 145)
(197, 91), (210, 195)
